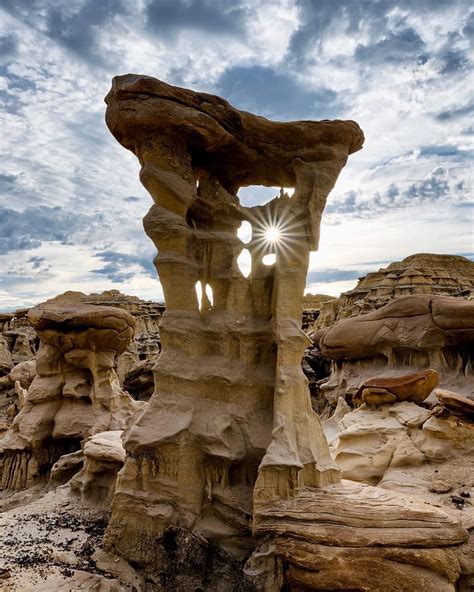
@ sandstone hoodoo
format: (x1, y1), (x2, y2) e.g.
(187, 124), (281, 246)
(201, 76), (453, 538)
(104, 73), (363, 564)
(0, 293), (141, 491)
(98, 75), (471, 590)
(1, 76), (472, 591)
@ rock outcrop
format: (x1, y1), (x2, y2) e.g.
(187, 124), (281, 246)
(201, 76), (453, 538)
(327, 394), (474, 527)
(0, 294), (140, 491)
(314, 253), (474, 331)
(101, 74), (471, 590)
(103, 72), (362, 567)
(317, 294), (474, 403)
(353, 368), (439, 406)
(70, 431), (126, 504)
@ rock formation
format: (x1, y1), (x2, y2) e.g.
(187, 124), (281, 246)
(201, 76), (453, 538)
(0, 293), (140, 491)
(353, 368), (439, 406)
(101, 74), (472, 590)
(70, 431), (126, 504)
(314, 253), (474, 331)
(317, 294), (474, 403)
(103, 72), (364, 564)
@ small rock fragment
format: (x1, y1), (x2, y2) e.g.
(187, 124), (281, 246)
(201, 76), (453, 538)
(429, 480), (452, 494)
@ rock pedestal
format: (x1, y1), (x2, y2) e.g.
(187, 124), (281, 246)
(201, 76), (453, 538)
(103, 74), (362, 562)
(0, 295), (140, 490)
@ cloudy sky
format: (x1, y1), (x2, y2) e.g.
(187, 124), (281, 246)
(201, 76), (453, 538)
(0, 0), (472, 311)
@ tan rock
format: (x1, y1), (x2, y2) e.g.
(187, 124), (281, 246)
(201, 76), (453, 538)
(254, 481), (467, 591)
(436, 388), (474, 418)
(0, 335), (12, 376)
(70, 431), (125, 503)
(0, 296), (141, 491)
(100, 74), (471, 590)
(430, 479), (453, 494)
(8, 359), (36, 390)
(314, 253), (474, 332)
(103, 73), (364, 566)
(318, 294), (474, 402)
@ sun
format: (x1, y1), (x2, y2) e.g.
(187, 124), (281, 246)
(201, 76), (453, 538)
(265, 225), (282, 243)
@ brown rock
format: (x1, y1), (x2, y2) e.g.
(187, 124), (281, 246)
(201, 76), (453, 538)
(103, 73), (363, 571)
(354, 369), (439, 406)
(0, 295), (141, 491)
(314, 253), (474, 332)
(317, 294), (474, 402)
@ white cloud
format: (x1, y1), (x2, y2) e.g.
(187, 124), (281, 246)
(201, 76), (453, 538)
(0, 0), (472, 310)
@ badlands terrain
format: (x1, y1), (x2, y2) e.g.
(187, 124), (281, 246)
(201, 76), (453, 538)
(0, 75), (473, 591)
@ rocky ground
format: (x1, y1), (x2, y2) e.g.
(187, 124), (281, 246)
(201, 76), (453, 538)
(0, 487), (142, 591)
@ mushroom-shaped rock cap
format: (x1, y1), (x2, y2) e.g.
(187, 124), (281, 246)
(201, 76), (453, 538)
(28, 303), (135, 354)
(104, 73), (364, 192)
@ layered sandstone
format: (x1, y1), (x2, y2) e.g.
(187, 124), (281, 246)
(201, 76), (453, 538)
(314, 253), (474, 331)
(317, 294), (474, 403)
(0, 294), (140, 491)
(100, 74), (472, 590)
(103, 73), (362, 562)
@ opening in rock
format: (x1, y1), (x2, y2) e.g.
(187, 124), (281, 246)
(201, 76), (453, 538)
(262, 253), (276, 266)
(237, 186), (294, 207)
(237, 221), (252, 244)
(237, 249), (252, 278)
(195, 280), (203, 310)
(205, 284), (214, 307)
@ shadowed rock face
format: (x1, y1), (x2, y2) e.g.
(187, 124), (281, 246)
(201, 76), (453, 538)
(103, 74), (362, 562)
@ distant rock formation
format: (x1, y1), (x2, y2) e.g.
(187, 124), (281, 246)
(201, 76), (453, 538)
(0, 293), (141, 491)
(314, 253), (474, 331)
(317, 294), (474, 403)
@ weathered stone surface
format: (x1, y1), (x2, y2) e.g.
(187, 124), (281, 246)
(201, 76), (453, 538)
(103, 73), (364, 567)
(99, 74), (473, 590)
(317, 294), (474, 402)
(254, 482), (467, 591)
(123, 359), (155, 400)
(436, 389), (474, 418)
(0, 294), (141, 491)
(0, 335), (12, 377)
(314, 253), (474, 331)
(353, 369), (439, 406)
(328, 398), (474, 533)
(70, 431), (125, 503)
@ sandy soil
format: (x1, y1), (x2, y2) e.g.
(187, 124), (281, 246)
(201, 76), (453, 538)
(0, 486), (142, 591)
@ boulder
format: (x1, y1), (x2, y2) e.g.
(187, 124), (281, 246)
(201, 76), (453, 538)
(317, 294), (474, 402)
(353, 369), (439, 406)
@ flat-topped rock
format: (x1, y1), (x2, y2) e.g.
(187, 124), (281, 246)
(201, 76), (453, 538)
(317, 294), (474, 402)
(0, 297), (140, 491)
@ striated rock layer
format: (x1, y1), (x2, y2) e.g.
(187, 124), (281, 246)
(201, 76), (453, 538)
(103, 73), (362, 565)
(0, 293), (141, 491)
(314, 252), (474, 331)
(101, 74), (473, 591)
(317, 294), (474, 403)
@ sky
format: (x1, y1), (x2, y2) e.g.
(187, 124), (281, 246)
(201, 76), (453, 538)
(0, 0), (472, 311)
